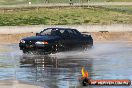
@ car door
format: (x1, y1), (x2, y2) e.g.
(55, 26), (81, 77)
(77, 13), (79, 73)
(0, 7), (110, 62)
(71, 29), (83, 48)
(60, 29), (75, 49)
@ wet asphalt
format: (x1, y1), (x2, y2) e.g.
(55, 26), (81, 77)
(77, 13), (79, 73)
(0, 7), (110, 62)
(0, 42), (132, 88)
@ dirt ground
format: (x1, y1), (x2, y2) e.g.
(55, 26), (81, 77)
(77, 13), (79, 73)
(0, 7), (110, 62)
(0, 32), (35, 44)
(90, 32), (132, 41)
(0, 32), (132, 44)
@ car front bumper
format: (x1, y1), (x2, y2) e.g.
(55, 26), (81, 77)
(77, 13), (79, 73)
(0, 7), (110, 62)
(19, 43), (53, 52)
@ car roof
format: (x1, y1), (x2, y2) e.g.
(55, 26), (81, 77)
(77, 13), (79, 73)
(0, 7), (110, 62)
(46, 27), (76, 30)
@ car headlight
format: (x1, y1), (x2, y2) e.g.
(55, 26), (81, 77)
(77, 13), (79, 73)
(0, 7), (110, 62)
(20, 40), (25, 43)
(35, 41), (48, 44)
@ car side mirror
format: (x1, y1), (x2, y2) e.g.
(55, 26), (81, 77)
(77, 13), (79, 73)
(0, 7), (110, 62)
(36, 33), (40, 36)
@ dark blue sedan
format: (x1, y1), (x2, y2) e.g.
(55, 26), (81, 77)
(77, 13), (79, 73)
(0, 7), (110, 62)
(19, 28), (93, 54)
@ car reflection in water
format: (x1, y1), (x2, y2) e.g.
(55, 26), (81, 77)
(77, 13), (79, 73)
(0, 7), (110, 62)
(18, 54), (93, 88)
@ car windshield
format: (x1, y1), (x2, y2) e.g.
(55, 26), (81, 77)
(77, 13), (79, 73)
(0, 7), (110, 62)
(40, 29), (63, 36)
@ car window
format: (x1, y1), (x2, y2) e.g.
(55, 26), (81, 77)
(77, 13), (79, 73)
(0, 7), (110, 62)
(40, 29), (52, 35)
(39, 28), (81, 37)
(62, 29), (73, 36)
(51, 29), (62, 36)
(61, 29), (80, 37)
(67, 30), (73, 34)
(60, 30), (65, 33)
(60, 30), (71, 38)
(63, 29), (78, 37)
(72, 29), (81, 36)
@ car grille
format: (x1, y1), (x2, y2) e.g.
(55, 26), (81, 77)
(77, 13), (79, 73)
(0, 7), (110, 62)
(25, 40), (35, 44)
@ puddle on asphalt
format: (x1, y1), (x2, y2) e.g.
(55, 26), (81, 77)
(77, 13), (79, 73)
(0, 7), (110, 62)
(0, 42), (132, 88)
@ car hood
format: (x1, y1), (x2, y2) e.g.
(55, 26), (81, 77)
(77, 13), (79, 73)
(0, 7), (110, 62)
(22, 35), (60, 41)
